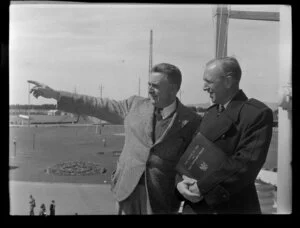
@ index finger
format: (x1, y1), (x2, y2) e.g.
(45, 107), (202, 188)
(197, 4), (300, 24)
(182, 175), (197, 182)
(27, 80), (42, 86)
(183, 188), (200, 197)
(182, 178), (197, 185)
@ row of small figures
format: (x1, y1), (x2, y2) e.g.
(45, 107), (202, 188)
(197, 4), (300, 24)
(29, 195), (55, 216)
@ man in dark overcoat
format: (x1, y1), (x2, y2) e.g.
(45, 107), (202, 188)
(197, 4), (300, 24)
(28, 63), (201, 214)
(49, 200), (55, 216)
(176, 57), (273, 214)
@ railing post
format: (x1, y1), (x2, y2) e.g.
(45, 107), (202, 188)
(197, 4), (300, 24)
(277, 5), (292, 214)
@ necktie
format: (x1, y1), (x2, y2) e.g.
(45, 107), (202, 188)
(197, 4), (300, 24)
(217, 104), (225, 116)
(155, 108), (163, 121)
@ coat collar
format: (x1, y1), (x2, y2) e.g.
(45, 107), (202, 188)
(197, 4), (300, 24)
(200, 90), (248, 142)
(223, 89), (248, 122)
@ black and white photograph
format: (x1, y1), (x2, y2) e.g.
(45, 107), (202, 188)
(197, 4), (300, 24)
(8, 1), (292, 215)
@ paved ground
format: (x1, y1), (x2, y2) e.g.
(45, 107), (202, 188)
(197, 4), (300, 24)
(10, 170), (278, 215)
(9, 181), (117, 215)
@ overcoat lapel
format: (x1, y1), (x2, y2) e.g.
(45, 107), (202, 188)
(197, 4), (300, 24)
(200, 90), (248, 142)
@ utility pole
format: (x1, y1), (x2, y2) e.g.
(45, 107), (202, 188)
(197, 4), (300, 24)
(28, 82), (30, 126)
(99, 84), (103, 98)
(97, 84), (104, 134)
(72, 86), (81, 124)
(138, 77), (141, 96)
(148, 29), (153, 82)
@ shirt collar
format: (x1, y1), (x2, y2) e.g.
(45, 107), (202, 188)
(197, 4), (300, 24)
(223, 99), (231, 109)
(160, 100), (177, 119)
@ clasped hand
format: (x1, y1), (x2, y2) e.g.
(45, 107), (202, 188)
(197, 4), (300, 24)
(177, 175), (203, 203)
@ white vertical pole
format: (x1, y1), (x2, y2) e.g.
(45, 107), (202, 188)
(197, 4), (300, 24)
(213, 5), (229, 58)
(277, 5), (292, 214)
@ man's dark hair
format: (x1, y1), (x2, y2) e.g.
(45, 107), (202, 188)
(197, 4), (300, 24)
(151, 63), (182, 91)
(206, 56), (242, 82)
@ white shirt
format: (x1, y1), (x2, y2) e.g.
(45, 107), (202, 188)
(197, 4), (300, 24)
(223, 99), (231, 109)
(160, 100), (177, 120)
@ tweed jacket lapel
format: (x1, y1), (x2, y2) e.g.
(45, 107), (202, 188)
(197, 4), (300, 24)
(153, 98), (191, 146)
(144, 101), (155, 146)
(127, 98), (155, 148)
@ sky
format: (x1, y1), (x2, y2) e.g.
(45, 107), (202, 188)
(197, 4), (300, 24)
(9, 3), (283, 106)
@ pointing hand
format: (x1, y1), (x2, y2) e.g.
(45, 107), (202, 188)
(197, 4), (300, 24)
(28, 80), (60, 100)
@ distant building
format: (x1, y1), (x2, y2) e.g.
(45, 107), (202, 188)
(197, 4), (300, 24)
(47, 110), (61, 116)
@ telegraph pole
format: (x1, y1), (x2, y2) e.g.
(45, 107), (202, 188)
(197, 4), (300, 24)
(148, 29), (153, 82)
(138, 77), (141, 96)
(97, 84), (104, 134)
(99, 84), (103, 98)
(28, 82), (30, 126)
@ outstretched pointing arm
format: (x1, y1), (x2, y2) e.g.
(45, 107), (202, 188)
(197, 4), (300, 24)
(28, 80), (60, 100)
(28, 80), (138, 124)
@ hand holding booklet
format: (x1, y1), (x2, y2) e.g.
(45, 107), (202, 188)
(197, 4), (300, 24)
(176, 131), (226, 184)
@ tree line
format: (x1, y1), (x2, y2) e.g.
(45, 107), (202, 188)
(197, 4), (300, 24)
(9, 104), (57, 110)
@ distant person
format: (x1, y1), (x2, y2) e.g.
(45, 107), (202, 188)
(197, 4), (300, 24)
(176, 56), (273, 214)
(28, 63), (201, 214)
(39, 203), (47, 216)
(29, 195), (36, 216)
(49, 200), (55, 216)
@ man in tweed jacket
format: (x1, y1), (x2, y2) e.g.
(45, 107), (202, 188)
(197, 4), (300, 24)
(29, 63), (201, 214)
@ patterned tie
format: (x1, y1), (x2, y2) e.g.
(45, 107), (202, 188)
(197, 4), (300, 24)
(217, 104), (225, 116)
(155, 107), (163, 121)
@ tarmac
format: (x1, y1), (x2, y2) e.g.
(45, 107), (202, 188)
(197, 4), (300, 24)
(9, 169), (277, 215)
(9, 181), (117, 215)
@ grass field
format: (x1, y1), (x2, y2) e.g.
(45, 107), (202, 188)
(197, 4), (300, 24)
(9, 125), (124, 184)
(9, 124), (278, 185)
